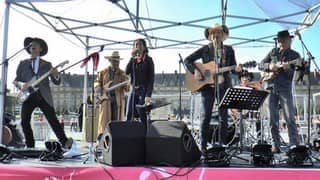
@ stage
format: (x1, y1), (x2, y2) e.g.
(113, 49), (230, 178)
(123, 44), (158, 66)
(1, 164), (320, 180)
(2, 140), (320, 180)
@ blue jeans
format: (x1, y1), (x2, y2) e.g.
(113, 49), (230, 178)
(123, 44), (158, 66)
(269, 88), (299, 148)
(200, 85), (228, 149)
(126, 87), (147, 128)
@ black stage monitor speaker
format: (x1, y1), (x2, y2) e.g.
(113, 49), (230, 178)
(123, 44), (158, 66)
(146, 120), (201, 166)
(101, 121), (146, 166)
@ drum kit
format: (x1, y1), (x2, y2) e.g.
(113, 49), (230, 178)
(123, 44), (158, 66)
(208, 109), (269, 147)
(188, 80), (272, 149)
(189, 107), (272, 149)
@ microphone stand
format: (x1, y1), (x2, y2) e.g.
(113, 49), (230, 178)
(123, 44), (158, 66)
(261, 38), (278, 144)
(178, 54), (186, 121)
(213, 37), (222, 146)
(83, 58), (96, 164)
(0, 43), (32, 66)
(1, 43), (32, 138)
(131, 56), (136, 126)
(296, 32), (320, 146)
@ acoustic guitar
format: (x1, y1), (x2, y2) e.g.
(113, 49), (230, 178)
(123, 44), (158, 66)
(185, 61), (256, 92)
(260, 58), (302, 82)
(2, 126), (12, 145)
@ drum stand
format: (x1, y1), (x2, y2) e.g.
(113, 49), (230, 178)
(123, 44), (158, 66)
(244, 111), (260, 145)
(219, 87), (269, 162)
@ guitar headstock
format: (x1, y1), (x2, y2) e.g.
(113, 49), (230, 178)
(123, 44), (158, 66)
(57, 60), (69, 68)
(242, 61), (257, 68)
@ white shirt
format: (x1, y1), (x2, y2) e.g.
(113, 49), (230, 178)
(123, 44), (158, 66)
(31, 56), (40, 74)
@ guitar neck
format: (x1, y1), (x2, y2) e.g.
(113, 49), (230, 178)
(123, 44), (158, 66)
(261, 58), (300, 70)
(217, 65), (236, 74)
(278, 58), (299, 66)
(104, 80), (129, 93)
(30, 69), (53, 87)
(29, 61), (67, 88)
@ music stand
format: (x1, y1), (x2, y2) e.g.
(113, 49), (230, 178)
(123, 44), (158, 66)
(219, 87), (269, 151)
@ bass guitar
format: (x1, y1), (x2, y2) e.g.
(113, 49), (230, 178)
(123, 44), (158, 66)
(14, 60), (69, 103)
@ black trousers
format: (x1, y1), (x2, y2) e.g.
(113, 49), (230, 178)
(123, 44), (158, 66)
(110, 95), (118, 121)
(21, 91), (68, 148)
(126, 87), (147, 128)
(200, 85), (229, 149)
(78, 115), (83, 132)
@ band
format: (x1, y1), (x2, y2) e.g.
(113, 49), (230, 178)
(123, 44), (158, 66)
(9, 27), (306, 161)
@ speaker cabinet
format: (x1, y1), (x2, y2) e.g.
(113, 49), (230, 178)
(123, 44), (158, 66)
(146, 120), (201, 166)
(101, 121), (146, 166)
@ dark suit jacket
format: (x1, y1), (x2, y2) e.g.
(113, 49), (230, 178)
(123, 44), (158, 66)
(14, 58), (61, 107)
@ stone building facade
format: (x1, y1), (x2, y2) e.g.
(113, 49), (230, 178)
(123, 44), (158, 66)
(50, 71), (320, 121)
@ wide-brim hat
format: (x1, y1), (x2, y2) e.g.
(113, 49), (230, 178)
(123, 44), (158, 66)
(277, 30), (294, 39)
(104, 51), (123, 61)
(204, 24), (229, 40)
(24, 37), (48, 56)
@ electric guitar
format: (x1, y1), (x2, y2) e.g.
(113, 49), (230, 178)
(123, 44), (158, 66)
(14, 60), (69, 103)
(185, 61), (256, 92)
(260, 58), (303, 82)
(95, 80), (129, 103)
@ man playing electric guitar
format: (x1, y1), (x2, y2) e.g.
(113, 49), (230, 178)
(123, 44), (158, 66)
(13, 37), (73, 149)
(94, 51), (130, 140)
(184, 24), (242, 154)
(259, 30), (300, 153)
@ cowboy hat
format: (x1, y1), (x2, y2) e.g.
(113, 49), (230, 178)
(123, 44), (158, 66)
(277, 30), (294, 39)
(204, 24), (229, 40)
(24, 37), (48, 56)
(104, 51), (123, 61)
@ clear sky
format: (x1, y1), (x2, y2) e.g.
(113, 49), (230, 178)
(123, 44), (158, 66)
(1, 0), (319, 90)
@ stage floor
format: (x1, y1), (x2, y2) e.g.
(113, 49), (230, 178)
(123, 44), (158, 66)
(2, 140), (320, 180)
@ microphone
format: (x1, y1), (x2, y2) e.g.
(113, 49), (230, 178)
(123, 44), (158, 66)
(25, 42), (33, 49)
(131, 48), (138, 58)
(178, 53), (183, 63)
(210, 34), (217, 42)
(214, 35), (219, 43)
(295, 30), (301, 39)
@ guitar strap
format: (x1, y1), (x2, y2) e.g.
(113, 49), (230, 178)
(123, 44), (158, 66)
(273, 48), (288, 63)
(271, 48), (279, 63)
(279, 49), (288, 63)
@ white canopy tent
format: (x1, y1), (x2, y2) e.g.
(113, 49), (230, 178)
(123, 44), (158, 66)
(1, 0), (320, 143)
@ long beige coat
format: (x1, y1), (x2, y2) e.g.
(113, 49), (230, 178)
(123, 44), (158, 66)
(94, 66), (129, 135)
